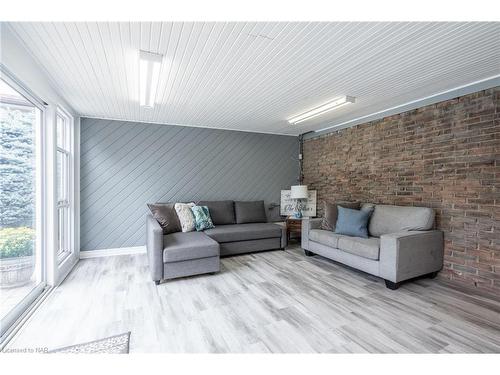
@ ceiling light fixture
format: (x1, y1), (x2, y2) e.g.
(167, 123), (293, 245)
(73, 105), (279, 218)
(139, 50), (163, 108)
(288, 96), (356, 124)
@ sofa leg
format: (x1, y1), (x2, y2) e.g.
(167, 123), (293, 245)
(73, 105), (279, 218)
(154, 280), (160, 285)
(428, 271), (438, 279)
(384, 280), (400, 290)
(304, 250), (315, 257)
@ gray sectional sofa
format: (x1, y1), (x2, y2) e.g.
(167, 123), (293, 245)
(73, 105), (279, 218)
(146, 200), (287, 284)
(302, 204), (444, 289)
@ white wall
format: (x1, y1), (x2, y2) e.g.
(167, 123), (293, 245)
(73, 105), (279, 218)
(1, 24), (80, 285)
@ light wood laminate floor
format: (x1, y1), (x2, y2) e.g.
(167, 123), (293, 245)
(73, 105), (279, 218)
(6, 245), (500, 353)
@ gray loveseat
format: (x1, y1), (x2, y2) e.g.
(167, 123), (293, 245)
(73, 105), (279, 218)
(147, 200), (287, 284)
(302, 204), (444, 289)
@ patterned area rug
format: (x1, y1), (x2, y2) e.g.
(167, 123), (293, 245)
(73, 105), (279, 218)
(49, 332), (130, 354)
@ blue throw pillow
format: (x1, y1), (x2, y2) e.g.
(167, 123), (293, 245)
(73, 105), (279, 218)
(190, 205), (215, 231)
(334, 206), (373, 238)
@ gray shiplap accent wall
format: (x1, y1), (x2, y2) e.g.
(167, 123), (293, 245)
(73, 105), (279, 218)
(80, 118), (298, 251)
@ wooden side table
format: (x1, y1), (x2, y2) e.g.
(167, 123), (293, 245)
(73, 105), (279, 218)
(286, 217), (303, 242)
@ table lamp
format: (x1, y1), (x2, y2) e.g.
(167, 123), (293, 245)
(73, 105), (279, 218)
(290, 185), (308, 218)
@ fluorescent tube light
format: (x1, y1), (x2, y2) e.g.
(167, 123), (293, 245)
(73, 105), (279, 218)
(288, 96), (355, 124)
(139, 50), (163, 108)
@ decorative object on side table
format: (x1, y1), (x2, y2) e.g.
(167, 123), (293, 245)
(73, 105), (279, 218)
(280, 189), (317, 217)
(290, 185), (308, 218)
(286, 217), (303, 242)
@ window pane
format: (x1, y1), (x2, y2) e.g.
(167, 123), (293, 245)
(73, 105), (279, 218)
(56, 115), (64, 149)
(57, 150), (70, 203)
(58, 207), (64, 255)
(57, 150), (64, 202)
(0, 78), (43, 334)
(56, 109), (72, 265)
(57, 206), (70, 259)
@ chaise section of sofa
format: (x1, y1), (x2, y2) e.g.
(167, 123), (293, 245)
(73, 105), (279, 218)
(147, 214), (220, 284)
(204, 223), (285, 256)
(301, 204), (444, 289)
(200, 200), (287, 256)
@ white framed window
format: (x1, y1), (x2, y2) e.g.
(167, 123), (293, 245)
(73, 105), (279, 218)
(0, 72), (46, 343)
(55, 108), (74, 264)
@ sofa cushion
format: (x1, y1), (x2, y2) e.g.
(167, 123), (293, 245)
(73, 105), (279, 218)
(147, 203), (182, 235)
(321, 201), (360, 231)
(361, 202), (376, 212)
(174, 202), (196, 232)
(309, 229), (342, 248)
(265, 202), (283, 222)
(163, 232), (219, 263)
(337, 236), (380, 260)
(204, 223), (281, 243)
(234, 201), (267, 224)
(335, 206), (373, 238)
(197, 200), (235, 225)
(369, 205), (435, 237)
(190, 205), (215, 231)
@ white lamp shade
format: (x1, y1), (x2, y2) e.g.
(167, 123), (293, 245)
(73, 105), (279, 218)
(290, 185), (308, 199)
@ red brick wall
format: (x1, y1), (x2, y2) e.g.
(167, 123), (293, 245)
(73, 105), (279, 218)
(303, 87), (499, 294)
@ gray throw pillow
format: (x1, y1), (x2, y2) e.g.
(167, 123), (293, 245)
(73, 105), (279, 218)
(147, 203), (182, 235)
(321, 201), (360, 231)
(197, 200), (235, 225)
(234, 201), (267, 224)
(335, 206), (374, 238)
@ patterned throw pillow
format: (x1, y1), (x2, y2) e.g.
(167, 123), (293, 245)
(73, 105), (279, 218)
(174, 203), (196, 232)
(190, 205), (215, 231)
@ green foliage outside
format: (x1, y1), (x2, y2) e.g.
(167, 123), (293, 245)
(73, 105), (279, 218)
(0, 103), (35, 228)
(0, 227), (34, 259)
(0, 101), (36, 259)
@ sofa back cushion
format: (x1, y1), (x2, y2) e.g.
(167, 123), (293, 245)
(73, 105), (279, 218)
(321, 201), (360, 231)
(361, 202), (376, 211)
(265, 203), (283, 222)
(234, 201), (267, 224)
(147, 203), (182, 235)
(198, 200), (235, 225)
(369, 204), (435, 237)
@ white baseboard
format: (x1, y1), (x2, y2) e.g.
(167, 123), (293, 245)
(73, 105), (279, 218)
(79, 246), (146, 259)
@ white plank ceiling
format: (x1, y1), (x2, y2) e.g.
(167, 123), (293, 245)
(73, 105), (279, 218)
(5, 22), (500, 135)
